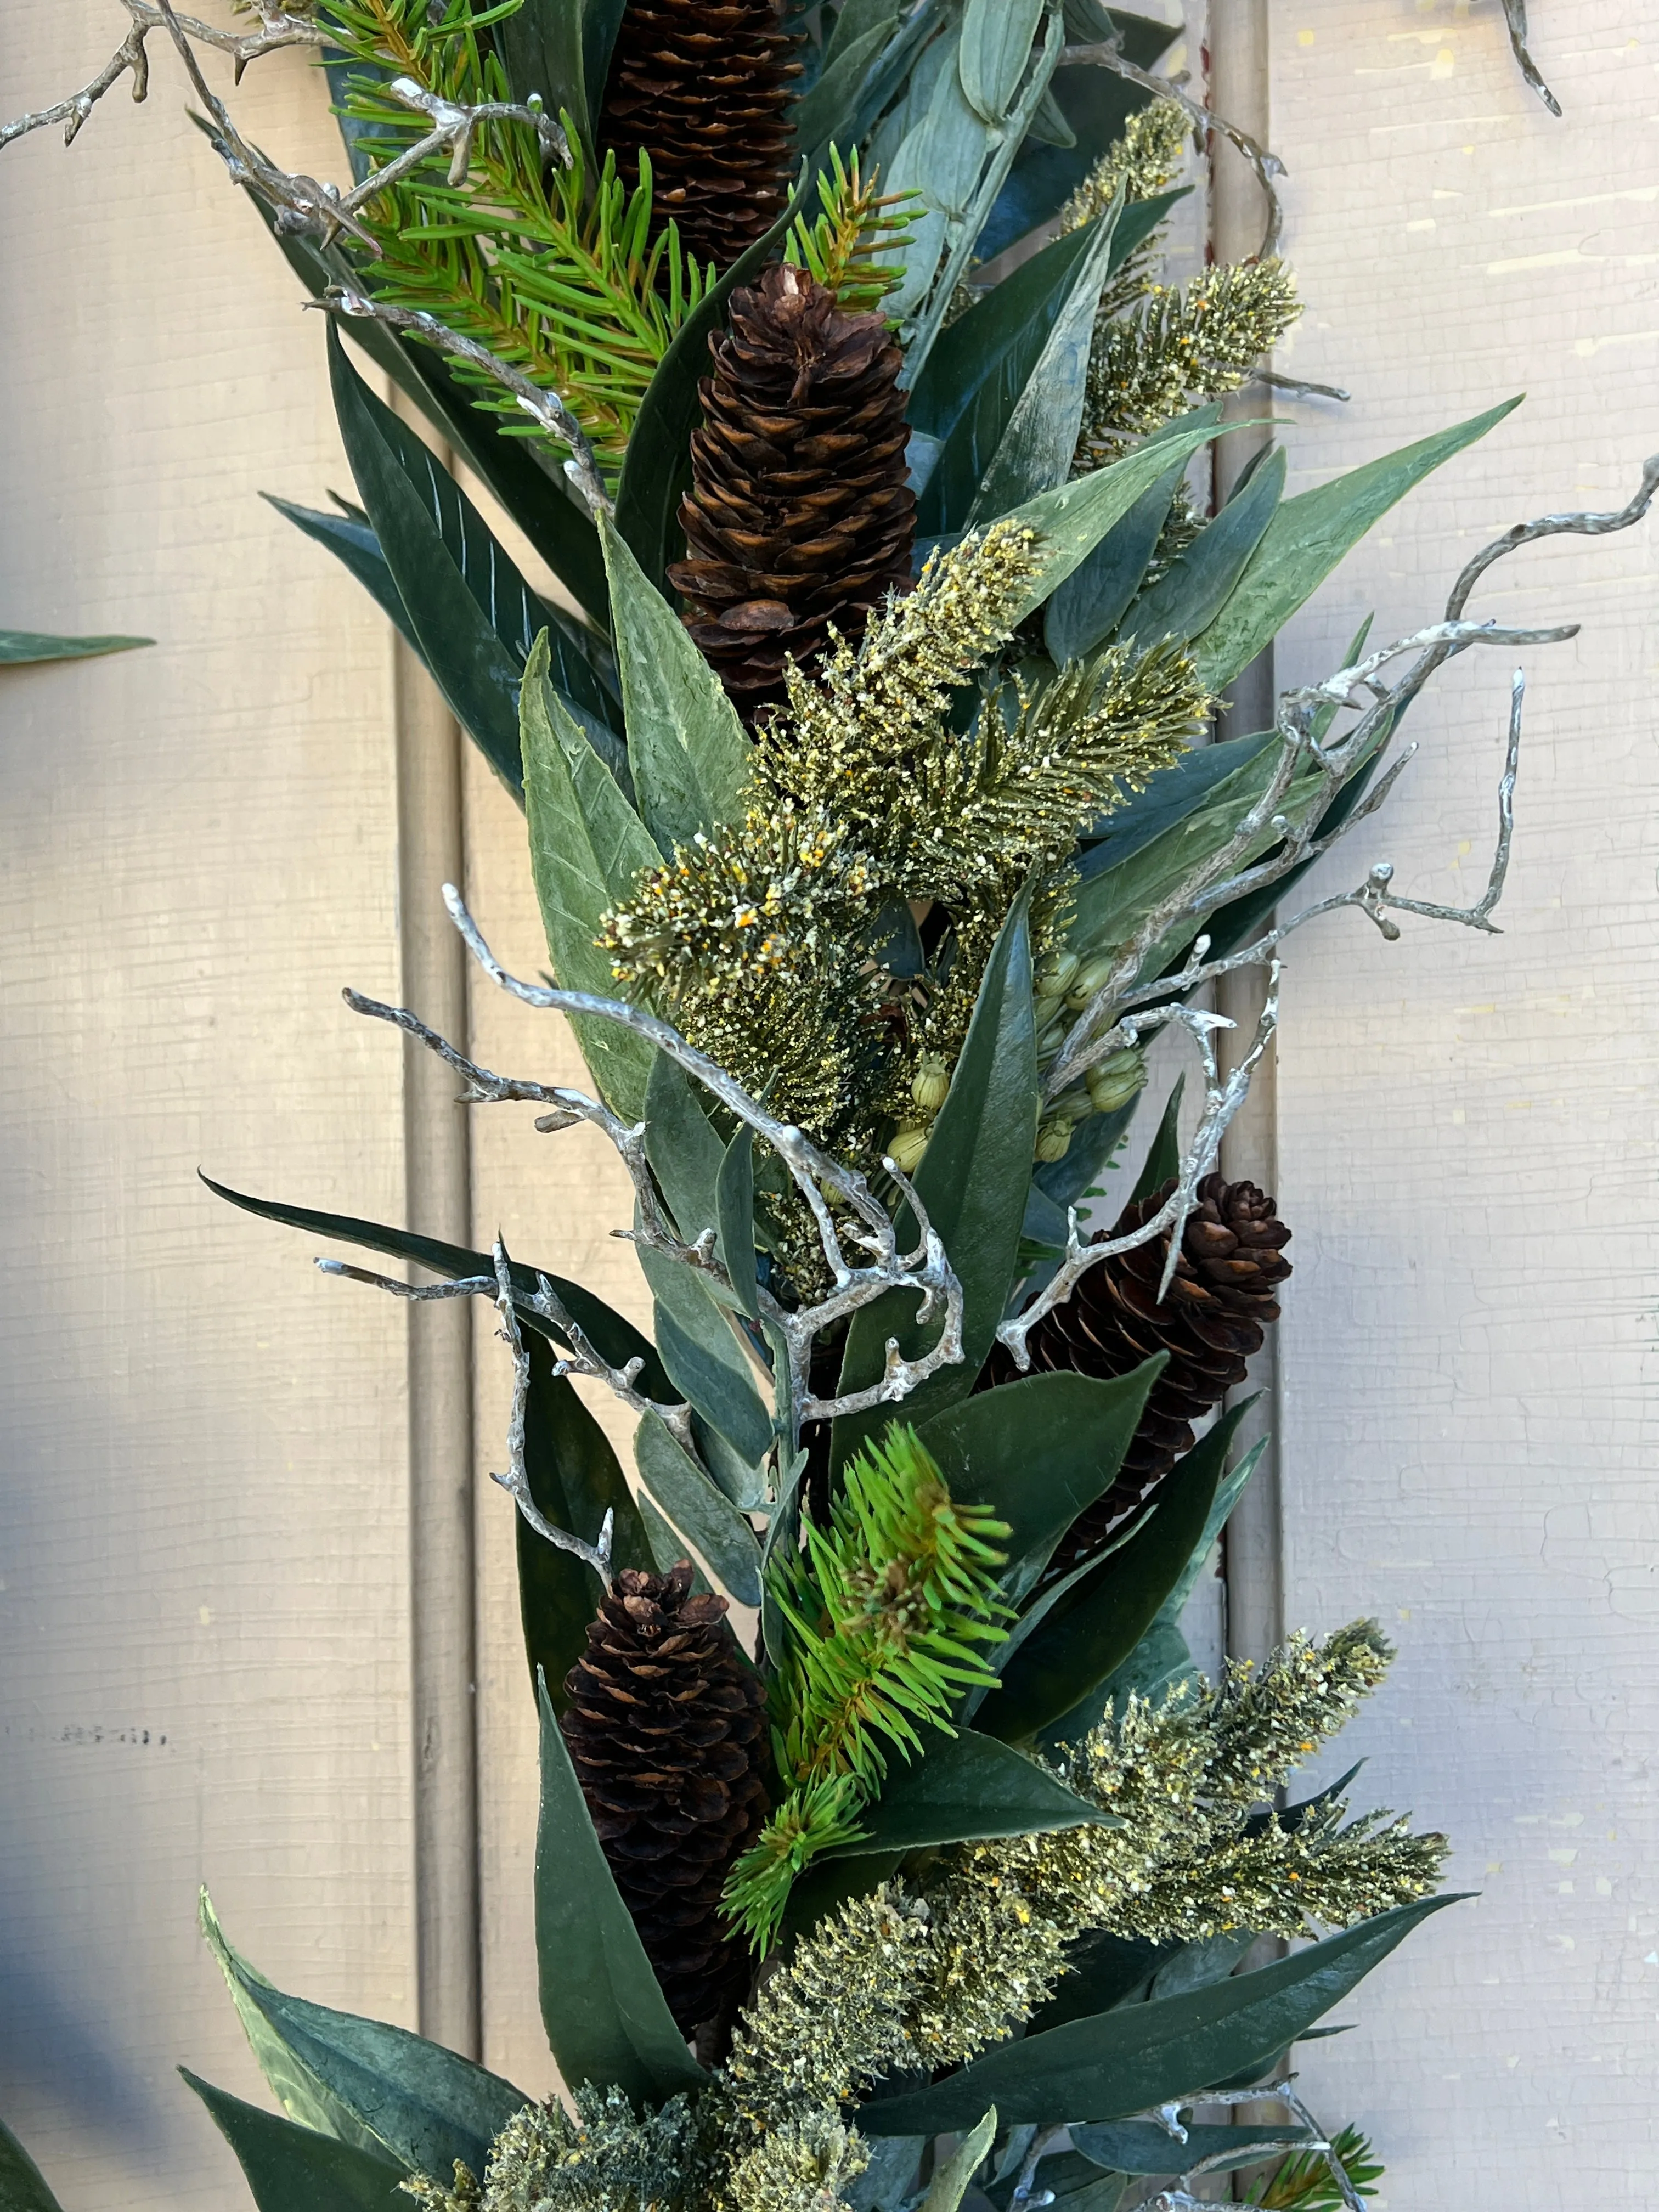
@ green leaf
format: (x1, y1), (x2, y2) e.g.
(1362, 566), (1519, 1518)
(921, 2109), (999, 2212)
(636, 1243), (774, 1465)
(329, 328), (617, 794)
(644, 1053), (728, 1242)
(967, 192), (1124, 521)
(960, 0), (1045, 121)
(519, 1329), (654, 1713)
(263, 497), (420, 657)
(534, 1675), (709, 2102)
(199, 1895), (525, 2176)
(715, 1126), (760, 1321)
(916, 1366), (1165, 1602)
(200, 1176), (672, 1399)
(981, 1402), (1242, 1745)
(521, 637), (661, 1116)
(597, 508), (748, 853)
(833, 893), (1039, 1462)
(851, 1729), (1105, 1853)
(617, 173), (821, 593)
(184, 2075), (409, 2212)
(633, 1412), (764, 1606)
(860, 1896), (1464, 2132)
(1121, 446), (1285, 651)
(1192, 397), (1523, 690)
(0, 629), (150, 665)
(0, 2117), (66, 2212)
(1042, 457), (1185, 666)
(637, 1488), (709, 1581)
(1130, 1075), (1184, 1202)
(1072, 2120), (1313, 2177)
(997, 420), (1236, 622)
(792, 18), (899, 153)
(495, 0), (625, 154)
(1075, 725), (1272, 884)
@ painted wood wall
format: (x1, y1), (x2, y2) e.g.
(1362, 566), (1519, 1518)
(1, 5), (1654, 2209)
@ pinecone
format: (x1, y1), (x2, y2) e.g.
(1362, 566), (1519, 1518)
(982, 1172), (1291, 1569)
(598, 0), (800, 271)
(667, 261), (917, 724)
(560, 1563), (770, 2038)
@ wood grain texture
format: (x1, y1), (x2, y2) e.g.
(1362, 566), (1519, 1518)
(0, 16), (415, 2210)
(1267, 5), (1658, 2200)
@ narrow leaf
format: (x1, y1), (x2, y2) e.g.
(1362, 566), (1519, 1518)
(1121, 446), (1286, 651)
(1130, 1076), (1185, 1203)
(636, 1243), (774, 1465)
(633, 1411), (764, 1606)
(644, 1053), (727, 1242)
(264, 496), (420, 655)
(0, 629), (150, 665)
(184, 2075), (409, 2212)
(851, 1730), (1105, 1854)
(920, 2108), (999, 2212)
(535, 1675), (708, 2101)
(0, 2118), (67, 2212)
(715, 1126), (760, 1320)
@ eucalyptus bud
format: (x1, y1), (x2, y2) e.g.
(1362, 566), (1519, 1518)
(888, 1126), (930, 1177)
(1086, 1047), (1148, 1115)
(1064, 953), (1119, 1010)
(1034, 1119), (1074, 1164)
(1034, 951), (1080, 1004)
(910, 1054), (951, 1115)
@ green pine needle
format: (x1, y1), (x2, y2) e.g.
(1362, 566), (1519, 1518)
(785, 145), (919, 314)
(1249, 2126), (1383, 2210)
(724, 1427), (1012, 1951)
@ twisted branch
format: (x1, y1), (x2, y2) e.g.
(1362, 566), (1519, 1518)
(1502, 0), (1561, 117)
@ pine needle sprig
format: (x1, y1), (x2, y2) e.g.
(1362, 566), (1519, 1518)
(723, 1429), (1012, 1950)
(313, 0), (712, 473)
(785, 146), (919, 314)
(1248, 2126), (1383, 2210)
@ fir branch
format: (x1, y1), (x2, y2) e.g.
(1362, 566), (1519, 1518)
(1248, 2125), (1383, 2210)
(725, 1428), (1012, 1950)
(785, 145), (918, 313)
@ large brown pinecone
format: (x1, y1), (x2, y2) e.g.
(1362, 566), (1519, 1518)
(667, 261), (917, 724)
(560, 1564), (770, 2038)
(983, 1173), (1291, 1569)
(598, 0), (800, 270)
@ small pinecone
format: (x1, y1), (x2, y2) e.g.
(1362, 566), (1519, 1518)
(598, 0), (800, 270)
(983, 1173), (1291, 1568)
(561, 1564), (770, 2038)
(667, 261), (917, 723)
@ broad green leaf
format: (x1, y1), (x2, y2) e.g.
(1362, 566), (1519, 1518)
(637, 1488), (710, 1582)
(200, 1177), (673, 1400)
(960, 0), (1045, 121)
(832, 894), (1039, 1463)
(1192, 396), (1522, 690)
(895, 29), (980, 226)
(522, 639), (660, 1117)
(597, 509), (748, 853)
(967, 193), (1124, 522)
(997, 421), (1237, 622)
(644, 1053), (727, 1242)
(0, 2117), (67, 2212)
(982, 1403), (1240, 1746)
(264, 497), (419, 656)
(637, 1243), (774, 1466)
(0, 629), (150, 665)
(495, 0), (626, 154)
(793, 18), (898, 152)
(1072, 2120), (1313, 2177)
(199, 1895), (525, 2176)
(633, 1412), (764, 1606)
(921, 2109), (1000, 2212)
(917, 1365), (1165, 1602)
(535, 1678), (708, 2100)
(860, 1896), (1463, 2132)
(1074, 727), (1274, 885)
(716, 1127), (760, 1320)
(850, 1729), (1105, 1853)
(618, 175), (820, 593)
(329, 329), (617, 794)
(1121, 446), (1286, 651)
(1028, 1928), (1167, 2031)
(1130, 1075), (1184, 1203)
(519, 1329), (654, 1713)
(184, 2075), (409, 2212)
(971, 11), (1175, 261)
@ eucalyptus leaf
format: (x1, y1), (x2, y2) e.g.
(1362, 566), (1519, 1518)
(1074, 729), (1274, 884)
(1192, 396), (1523, 690)
(637, 1243), (774, 1466)
(1120, 446), (1286, 651)
(859, 1896), (1463, 2132)
(199, 1895), (524, 2177)
(521, 637), (661, 1117)
(959, 0), (1045, 123)
(633, 1412), (764, 1606)
(185, 2075), (409, 2212)
(916, 1365), (1165, 1602)
(716, 1126), (760, 1320)
(644, 1052), (728, 1242)
(535, 1675), (708, 2101)
(597, 508), (748, 852)
(967, 191), (1124, 521)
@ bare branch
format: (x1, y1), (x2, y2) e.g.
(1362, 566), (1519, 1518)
(1502, 0), (1562, 117)
(0, 3), (321, 153)
(1251, 367), (1351, 405)
(1060, 36), (1285, 258)
(489, 1244), (615, 1587)
(318, 289), (611, 520)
